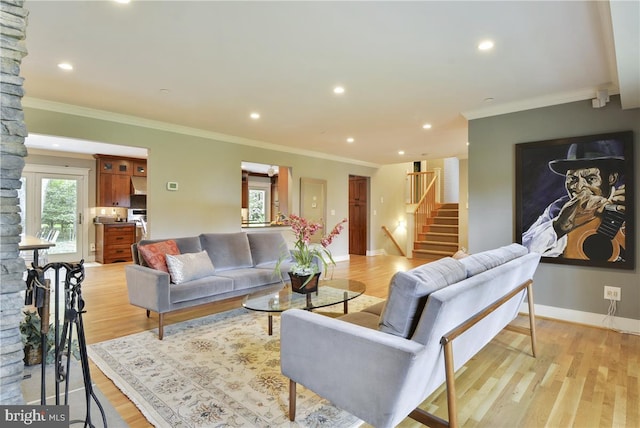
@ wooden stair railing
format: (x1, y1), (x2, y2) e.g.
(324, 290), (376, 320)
(407, 171), (435, 204)
(413, 173), (438, 243)
(381, 226), (406, 257)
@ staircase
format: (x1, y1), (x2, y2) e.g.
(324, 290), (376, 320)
(412, 203), (459, 260)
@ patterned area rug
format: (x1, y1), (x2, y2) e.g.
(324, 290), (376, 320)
(88, 295), (382, 427)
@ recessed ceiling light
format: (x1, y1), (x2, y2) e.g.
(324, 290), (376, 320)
(484, 97), (494, 103)
(114, 0), (131, 4)
(333, 86), (345, 95)
(478, 40), (494, 51)
(346, 137), (354, 143)
(57, 62), (73, 71)
(422, 123), (432, 129)
(398, 150), (405, 155)
(250, 112), (260, 120)
(159, 88), (170, 94)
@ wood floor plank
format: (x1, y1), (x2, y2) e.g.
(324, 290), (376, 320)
(59, 256), (639, 428)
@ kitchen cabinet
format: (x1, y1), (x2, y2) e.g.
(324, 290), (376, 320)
(96, 223), (136, 264)
(95, 155), (147, 207)
(99, 173), (131, 207)
(99, 158), (131, 175)
(133, 160), (147, 177)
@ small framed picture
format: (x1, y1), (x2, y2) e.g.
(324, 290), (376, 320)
(515, 131), (634, 269)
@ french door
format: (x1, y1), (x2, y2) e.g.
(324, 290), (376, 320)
(19, 165), (89, 263)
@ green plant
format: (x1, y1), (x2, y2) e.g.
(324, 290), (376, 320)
(275, 214), (347, 288)
(20, 310), (80, 364)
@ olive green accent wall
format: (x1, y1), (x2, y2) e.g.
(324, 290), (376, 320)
(468, 95), (639, 321)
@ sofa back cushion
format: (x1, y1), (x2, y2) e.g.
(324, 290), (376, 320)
(459, 243), (528, 277)
(379, 257), (466, 338)
(199, 232), (253, 271)
(247, 232), (290, 266)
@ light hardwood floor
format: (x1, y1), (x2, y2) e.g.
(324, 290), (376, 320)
(77, 256), (639, 427)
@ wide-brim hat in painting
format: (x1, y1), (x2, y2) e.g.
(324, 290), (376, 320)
(548, 140), (624, 175)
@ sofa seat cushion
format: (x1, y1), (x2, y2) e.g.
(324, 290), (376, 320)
(338, 311), (380, 330)
(214, 268), (280, 291)
(254, 258), (295, 273)
(247, 232), (290, 266)
(379, 257), (466, 338)
(166, 250), (216, 284)
(138, 240), (180, 272)
(170, 275), (234, 304)
(361, 301), (386, 316)
(459, 243), (528, 277)
(199, 232), (253, 271)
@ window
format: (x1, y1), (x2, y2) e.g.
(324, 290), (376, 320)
(248, 189), (266, 223)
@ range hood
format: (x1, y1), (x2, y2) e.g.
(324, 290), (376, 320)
(131, 176), (147, 195)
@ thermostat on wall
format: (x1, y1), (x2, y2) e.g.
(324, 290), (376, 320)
(167, 182), (179, 191)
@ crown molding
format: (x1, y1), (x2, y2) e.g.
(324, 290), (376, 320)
(462, 86), (620, 120)
(22, 97), (380, 169)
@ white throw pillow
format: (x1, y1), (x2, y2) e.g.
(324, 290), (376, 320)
(165, 250), (215, 284)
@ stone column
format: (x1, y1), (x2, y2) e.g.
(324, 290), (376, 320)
(0, 0), (29, 404)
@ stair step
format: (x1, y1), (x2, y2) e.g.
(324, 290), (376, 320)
(434, 209), (459, 217)
(414, 240), (458, 252)
(412, 249), (455, 259)
(432, 217), (459, 226)
(417, 232), (459, 243)
(439, 203), (459, 209)
(426, 224), (459, 233)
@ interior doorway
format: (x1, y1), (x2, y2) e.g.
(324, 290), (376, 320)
(348, 175), (368, 255)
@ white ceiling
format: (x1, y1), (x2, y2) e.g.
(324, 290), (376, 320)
(21, 1), (639, 166)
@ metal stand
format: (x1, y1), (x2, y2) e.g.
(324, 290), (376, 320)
(25, 260), (107, 427)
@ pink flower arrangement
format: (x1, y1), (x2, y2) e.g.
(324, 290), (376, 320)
(278, 214), (348, 279)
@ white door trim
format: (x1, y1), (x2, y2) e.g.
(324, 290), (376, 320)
(23, 164), (90, 262)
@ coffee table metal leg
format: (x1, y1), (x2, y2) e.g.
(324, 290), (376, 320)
(268, 314), (273, 336)
(344, 291), (348, 314)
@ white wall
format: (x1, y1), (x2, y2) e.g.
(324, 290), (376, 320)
(443, 157), (459, 203)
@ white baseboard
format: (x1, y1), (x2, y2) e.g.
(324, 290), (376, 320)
(520, 302), (640, 334)
(366, 249), (386, 256)
(333, 254), (351, 263)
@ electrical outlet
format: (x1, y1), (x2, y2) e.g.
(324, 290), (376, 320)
(604, 286), (621, 301)
(90, 243), (96, 252)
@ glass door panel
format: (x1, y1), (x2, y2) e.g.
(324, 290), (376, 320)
(40, 177), (78, 257)
(21, 167), (85, 263)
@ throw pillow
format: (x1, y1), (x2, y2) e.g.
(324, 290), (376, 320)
(165, 250), (216, 284)
(138, 240), (180, 273)
(452, 247), (470, 259)
(378, 257), (467, 338)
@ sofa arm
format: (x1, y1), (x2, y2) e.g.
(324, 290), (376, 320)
(125, 264), (172, 313)
(281, 309), (428, 428)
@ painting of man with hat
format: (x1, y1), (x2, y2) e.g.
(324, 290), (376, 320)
(516, 131), (634, 269)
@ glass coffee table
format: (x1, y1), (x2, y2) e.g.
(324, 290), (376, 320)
(242, 278), (366, 335)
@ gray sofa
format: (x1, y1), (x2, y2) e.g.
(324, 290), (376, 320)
(281, 243), (541, 428)
(125, 232), (293, 339)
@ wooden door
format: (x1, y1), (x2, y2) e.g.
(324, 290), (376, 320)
(349, 175), (368, 255)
